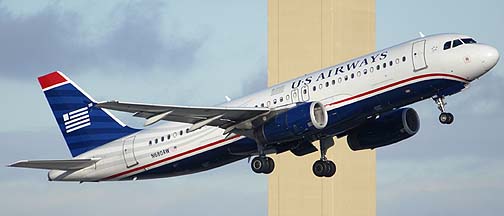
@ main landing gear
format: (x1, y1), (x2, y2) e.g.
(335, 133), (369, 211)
(433, 96), (454, 124)
(312, 137), (336, 178)
(251, 140), (275, 174)
(250, 137), (336, 177)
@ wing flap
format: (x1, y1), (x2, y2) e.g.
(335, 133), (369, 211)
(8, 159), (98, 170)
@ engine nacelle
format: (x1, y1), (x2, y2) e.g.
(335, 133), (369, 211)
(256, 101), (328, 144)
(347, 108), (420, 151)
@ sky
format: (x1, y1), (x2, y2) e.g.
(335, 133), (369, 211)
(0, 0), (503, 216)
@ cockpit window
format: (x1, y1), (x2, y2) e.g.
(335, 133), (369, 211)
(462, 38), (477, 44)
(443, 41), (452, 50)
(452, 39), (463, 48)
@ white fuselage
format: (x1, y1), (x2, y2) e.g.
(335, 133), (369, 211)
(49, 33), (499, 182)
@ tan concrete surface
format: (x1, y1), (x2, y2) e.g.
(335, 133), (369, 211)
(267, 0), (376, 215)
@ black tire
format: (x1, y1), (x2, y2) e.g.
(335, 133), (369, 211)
(251, 157), (266, 174)
(439, 112), (454, 124)
(312, 160), (326, 177)
(446, 113), (454, 124)
(324, 160), (336, 177)
(263, 157), (275, 174)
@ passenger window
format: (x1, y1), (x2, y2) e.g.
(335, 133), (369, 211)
(363, 69), (368, 75)
(389, 61), (393, 66)
(167, 134), (171, 140)
(180, 130), (183, 136)
(402, 56), (406, 62)
(357, 71), (361, 77)
(325, 82), (329, 87)
(273, 99), (277, 104)
(338, 77), (342, 83)
(286, 95), (290, 101)
(344, 75), (348, 81)
(279, 97), (283, 102)
(370, 67), (374, 73)
(443, 41), (451, 50)
(155, 139), (158, 144)
(161, 136), (164, 142)
(303, 89), (307, 94)
(267, 101), (271, 107)
(149, 140), (152, 145)
(319, 84), (323, 89)
(452, 39), (463, 48)
(332, 79), (336, 85)
(383, 62), (387, 69)
(173, 132), (177, 138)
(395, 58), (400, 64)
(261, 103), (264, 107)
(376, 64), (380, 70)
(312, 86), (316, 91)
(462, 38), (477, 44)
(351, 73), (354, 79)
(186, 128), (190, 133)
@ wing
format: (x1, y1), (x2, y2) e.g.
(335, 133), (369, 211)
(8, 159), (98, 170)
(97, 101), (275, 131)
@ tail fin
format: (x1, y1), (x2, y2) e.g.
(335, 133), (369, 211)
(38, 71), (139, 157)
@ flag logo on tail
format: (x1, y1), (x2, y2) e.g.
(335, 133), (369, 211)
(63, 103), (92, 133)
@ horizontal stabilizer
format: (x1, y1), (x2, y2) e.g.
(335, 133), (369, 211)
(8, 158), (98, 170)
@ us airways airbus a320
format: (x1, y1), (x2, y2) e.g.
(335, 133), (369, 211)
(9, 33), (499, 181)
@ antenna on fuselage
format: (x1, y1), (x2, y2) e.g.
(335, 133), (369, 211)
(419, 32), (425, 38)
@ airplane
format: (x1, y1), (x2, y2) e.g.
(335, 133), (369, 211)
(8, 33), (499, 182)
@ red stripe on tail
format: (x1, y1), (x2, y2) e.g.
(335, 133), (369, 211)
(38, 71), (67, 90)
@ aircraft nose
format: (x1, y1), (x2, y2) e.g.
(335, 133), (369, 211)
(481, 45), (499, 71)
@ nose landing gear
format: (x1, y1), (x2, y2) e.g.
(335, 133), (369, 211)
(433, 96), (454, 124)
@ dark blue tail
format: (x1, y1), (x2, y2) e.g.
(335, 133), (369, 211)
(38, 71), (139, 157)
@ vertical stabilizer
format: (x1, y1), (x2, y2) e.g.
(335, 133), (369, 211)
(38, 71), (139, 157)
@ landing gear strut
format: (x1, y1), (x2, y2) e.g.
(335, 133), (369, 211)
(433, 96), (454, 124)
(312, 137), (336, 177)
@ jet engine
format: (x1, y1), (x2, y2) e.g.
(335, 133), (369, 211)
(347, 108), (420, 151)
(255, 101), (328, 144)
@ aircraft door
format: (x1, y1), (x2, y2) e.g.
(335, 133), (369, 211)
(300, 85), (310, 102)
(412, 40), (428, 71)
(291, 88), (300, 103)
(122, 136), (139, 168)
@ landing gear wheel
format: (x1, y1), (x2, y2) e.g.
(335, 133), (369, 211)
(324, 160), (336, 177)
(251, 156), (275, 174)
(439, 112), (454, 124)
(312, 160), (326, 177)
(312, 160), (336, 177)
(263, 157), (275, 174)
(251, 157), (267, 174)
